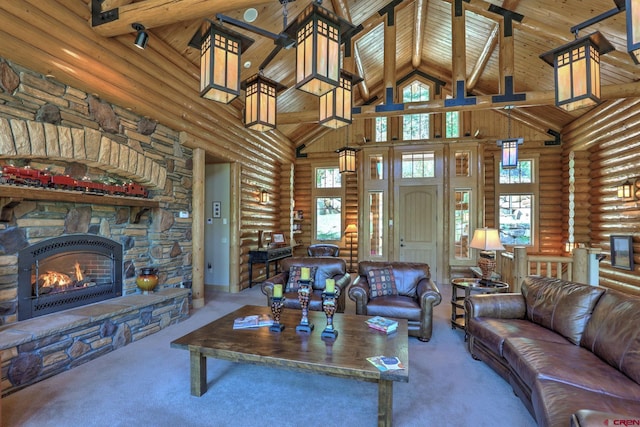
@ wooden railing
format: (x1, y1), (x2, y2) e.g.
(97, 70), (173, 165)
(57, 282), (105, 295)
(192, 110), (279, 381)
(497, 247), (601, 292)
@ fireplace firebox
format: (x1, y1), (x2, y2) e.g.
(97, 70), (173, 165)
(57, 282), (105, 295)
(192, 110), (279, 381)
(18, 235), (123, 320)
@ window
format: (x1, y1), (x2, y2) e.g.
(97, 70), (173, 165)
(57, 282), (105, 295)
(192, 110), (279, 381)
(445, 110), (460, 138)
(454, 189), (471, 259)
(401, 152), (435, 178)
(369, 192), (384, 256)
(314, 167), (342, 241)
(402, 81), (430, 140)
(375, 116), (387, 142)
(496, 159), (537, 247)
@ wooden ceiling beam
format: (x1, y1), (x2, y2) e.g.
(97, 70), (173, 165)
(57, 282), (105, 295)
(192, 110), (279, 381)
(90, 0), (273, 37)
(277, 81), (640, 124)
(331, 0), (370, 101)
(412, 0), (428, 68)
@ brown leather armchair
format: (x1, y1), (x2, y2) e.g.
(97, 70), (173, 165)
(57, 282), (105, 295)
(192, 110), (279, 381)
(348, 261), (441, 342)
(261, 257), (351, 313)
(307, 244), (340, 257)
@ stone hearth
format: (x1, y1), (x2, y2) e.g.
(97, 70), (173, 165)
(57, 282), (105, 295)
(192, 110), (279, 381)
(0, 287), (189, 396)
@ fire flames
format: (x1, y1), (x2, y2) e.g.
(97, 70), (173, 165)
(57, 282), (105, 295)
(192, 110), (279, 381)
(37, 261), (87, 293)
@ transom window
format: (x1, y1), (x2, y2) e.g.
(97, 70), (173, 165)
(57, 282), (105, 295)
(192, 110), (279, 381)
(401, 152), (435, 178)
(499, 160), (532, 184)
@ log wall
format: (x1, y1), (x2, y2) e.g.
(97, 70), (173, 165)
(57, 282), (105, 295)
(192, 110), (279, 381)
(0, 2), (296, 291)
(563, 98), (640, 295)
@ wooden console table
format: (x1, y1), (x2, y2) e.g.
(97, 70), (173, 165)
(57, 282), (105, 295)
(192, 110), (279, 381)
(248, 246), (293, 288)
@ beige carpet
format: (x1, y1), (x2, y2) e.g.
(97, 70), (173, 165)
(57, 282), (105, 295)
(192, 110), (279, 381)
(2, 282), (536, 427)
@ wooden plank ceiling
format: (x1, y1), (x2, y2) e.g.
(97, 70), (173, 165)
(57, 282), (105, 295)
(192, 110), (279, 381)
(88, 0), (640, 145)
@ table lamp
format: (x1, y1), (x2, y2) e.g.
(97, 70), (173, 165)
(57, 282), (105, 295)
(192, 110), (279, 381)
(469, 228), (505, 285)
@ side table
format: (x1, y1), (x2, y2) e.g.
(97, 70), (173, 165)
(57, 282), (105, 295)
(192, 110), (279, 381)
(450, 277), (509, 337)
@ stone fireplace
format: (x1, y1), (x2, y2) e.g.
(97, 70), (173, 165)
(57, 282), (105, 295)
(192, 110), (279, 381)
(0, 58), (193, 395)
(17, 234), (123, 320)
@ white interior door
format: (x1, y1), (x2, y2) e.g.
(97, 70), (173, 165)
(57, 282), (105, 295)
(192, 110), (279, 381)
(398, 185), (438, 278)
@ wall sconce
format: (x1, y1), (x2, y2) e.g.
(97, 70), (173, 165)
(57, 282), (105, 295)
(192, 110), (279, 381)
(540, 32), (614, 111)
(617, 178), (638, 200)
(319, 70), (362, 129)
(132, 23), (149, 49)
(259, 189), (270, 204)
(336, 145), (359, 173)
(243, 73), (286, 132)
(199, 21), (254, 104)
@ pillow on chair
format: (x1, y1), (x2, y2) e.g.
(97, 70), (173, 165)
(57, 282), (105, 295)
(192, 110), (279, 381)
(286, 266), (318, 292)
(368, 268), (398, 298)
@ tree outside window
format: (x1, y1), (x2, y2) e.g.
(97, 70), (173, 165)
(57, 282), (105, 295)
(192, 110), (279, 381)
(315, 167), (342, 241)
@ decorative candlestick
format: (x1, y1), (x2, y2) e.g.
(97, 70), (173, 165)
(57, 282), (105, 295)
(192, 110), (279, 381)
(321, 290), (338, 339)
(270, 296), (285, 332)
(296, 279), (314, 333)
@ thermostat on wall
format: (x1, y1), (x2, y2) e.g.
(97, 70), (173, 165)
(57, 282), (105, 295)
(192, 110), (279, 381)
(179, 211), (189, 218)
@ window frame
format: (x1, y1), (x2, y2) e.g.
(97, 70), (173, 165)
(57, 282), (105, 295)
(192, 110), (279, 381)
(494, 154), (540, 251)
(312, 164), (345, 243)
(399, 78), (433, 141)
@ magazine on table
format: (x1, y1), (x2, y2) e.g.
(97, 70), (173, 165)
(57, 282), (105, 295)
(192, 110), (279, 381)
(233, 314), (274, 329)
(366, 355), (405, 372)
(365, 316), (398, 333)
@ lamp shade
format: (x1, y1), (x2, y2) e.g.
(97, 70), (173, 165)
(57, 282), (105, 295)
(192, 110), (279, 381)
(200, 23), (254, 104)
(286, 2), (342, 96)
(469, 228), (505, 251)
(344, 223), (357, 234)
(540, 32), (613, 112)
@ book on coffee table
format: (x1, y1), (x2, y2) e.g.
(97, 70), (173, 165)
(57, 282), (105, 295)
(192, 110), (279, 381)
(233, 314), (273, 329)
(366, 355), (405, 372)
(365, 316), (398, 333)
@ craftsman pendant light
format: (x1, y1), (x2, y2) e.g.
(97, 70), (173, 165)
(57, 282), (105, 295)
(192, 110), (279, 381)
(496, 107), (523, 169)
(243, 73), (286, 132)
(627, 0), (640, 63)
(540, 32), (614, 111)
(319, 70), (362, 129)
(336, 145), (358, 173)
(287, 2), (342, 96)
(200, 22), (254, 104)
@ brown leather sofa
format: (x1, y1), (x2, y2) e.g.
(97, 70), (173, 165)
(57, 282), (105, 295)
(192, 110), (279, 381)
(348, 261), (442, 342)
(261, 257), (351, 313)
(465, 276), (640, 427)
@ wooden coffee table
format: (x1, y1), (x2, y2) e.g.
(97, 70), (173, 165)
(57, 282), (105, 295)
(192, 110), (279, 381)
(171, 305), (408, 427)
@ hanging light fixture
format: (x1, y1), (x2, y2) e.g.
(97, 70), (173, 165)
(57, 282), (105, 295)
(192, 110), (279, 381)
(540, 32), (614, 111)
(243, 73), (286, 132)
(626, 0), (640, 63)
(197, 21), (254, 104)
(319, 70), (362, 129)
(496, 107), (523, 169)
(336, 145), (359, 173)
(284, 1), (344, 96)
(132, 23), (148, 49)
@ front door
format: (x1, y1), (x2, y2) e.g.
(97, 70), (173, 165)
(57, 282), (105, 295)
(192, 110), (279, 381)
(397, 185), (438, 279)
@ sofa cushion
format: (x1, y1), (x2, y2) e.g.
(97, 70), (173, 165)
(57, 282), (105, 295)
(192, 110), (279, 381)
(521, 276), (606, 345)
(286, 265), (318, 292)
(467, 318), (569, 357)
(503, 337), (640, 401)
(532, 379), (640, 427)
(363, 295), (421, 321)
(368, 268), (398, 298)
(581, 289), (640, 385)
